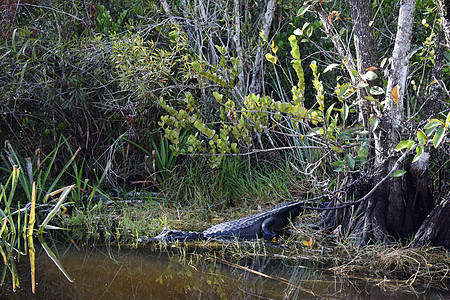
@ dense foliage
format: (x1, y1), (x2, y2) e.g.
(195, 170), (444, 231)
(0, 0), (448, 201)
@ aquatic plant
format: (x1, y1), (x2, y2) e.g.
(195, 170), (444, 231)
(0, 167), (74, 293)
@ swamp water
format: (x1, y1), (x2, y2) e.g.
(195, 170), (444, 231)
(0, 244), (448, 300)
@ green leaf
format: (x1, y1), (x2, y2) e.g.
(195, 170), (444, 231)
(361, 70), (378, 80)
(297, 6), (310, 16)
(344, 154), (355, 169)
(391, 170), (407, 177)
(38, 185), (75, 234)
(325, 103), (335, 123)
(406, 140), (415, 149)
(332, 160), (344, 167)
(433, 127), (446, 148)
(215, 45), (226, 55)
(342, 103), (349, 122)
(416, 144), (424, 155)
(445, 111), (450, 129)
(395, 140), (409, 151)
(424, 119), (443, 130)
(39, 237), (74, 282)
(12, 28), (17, 52)
(265, 53), (277, 64)
(369, 86), (385, 95)
(337, 83), (349, 98)
(417, 130), (428, 145)
(213, 91), (223, 103)
(191, 61), (202, 72)
(370, 116), (379, 132)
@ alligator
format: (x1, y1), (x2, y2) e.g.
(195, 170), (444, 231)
(149, 201), (304, 243)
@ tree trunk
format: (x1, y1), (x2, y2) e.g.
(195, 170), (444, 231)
(233, 0), (245, 102)
(249, 0), (276, 95)
(313, 0), (437, 246)
(412, 193), (450, 249)
(350, 0), (383, 126)
(426, 23), (446, 119)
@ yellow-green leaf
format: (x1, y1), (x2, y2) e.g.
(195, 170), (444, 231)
(391, 170), (406, 177)
(265, 53), (277, 64)
(445, 111), (450, 129)
(337, 83), (349, 98)
(215, 45), (226, 55)
(191, 61), (202, 72)
(406, 140), (415, 149)
(425, 119), (444, 130)
(395, 140), (409, 151)
(416, 144), (424, 155)
(433, 127), (446, 148)
(417, 130), (427, 145)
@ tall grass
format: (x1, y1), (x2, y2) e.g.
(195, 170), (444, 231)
(0, 138), (92, 292)
(160, 155), (304, 209)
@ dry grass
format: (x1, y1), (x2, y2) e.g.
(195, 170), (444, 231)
(329, 244), (450, 292)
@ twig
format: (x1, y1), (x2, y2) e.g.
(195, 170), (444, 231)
(302, 149), (411, 210)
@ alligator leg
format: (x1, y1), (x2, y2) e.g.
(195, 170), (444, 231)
(261, 217), (281, 242)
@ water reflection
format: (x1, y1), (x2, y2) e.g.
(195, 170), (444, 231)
(1, 245), (448, 299)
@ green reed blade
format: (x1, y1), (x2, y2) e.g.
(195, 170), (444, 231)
(38, 185), (75, 234)
(38, 236), (74, 282)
